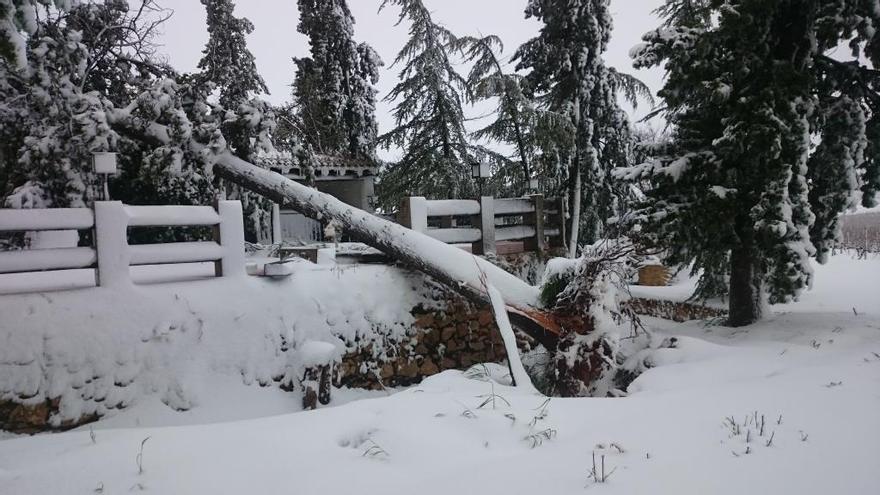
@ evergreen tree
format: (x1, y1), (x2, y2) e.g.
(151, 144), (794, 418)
(624, 0), (880, 326)
(0, 2), (275, 247)
(195, 0), (275, 242)
(198, 1), (265, 104)
(292, 0), (382, 160)
(459, 34), (574, 197)
(377, 0), (475, 208)
(1, 1), (173, 210)
(0, 0), (66, 67)
(514, 0), (648, 255)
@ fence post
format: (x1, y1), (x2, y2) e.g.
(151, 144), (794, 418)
(94, 201), (131, 288)
(525, 194), (546, 253)
(473, 196), (496, 256)
(271, 202), (282, 245)
(398, 196), (428, 233)
(215, 200), (246, 278)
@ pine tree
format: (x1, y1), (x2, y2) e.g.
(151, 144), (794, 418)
(1, 1), (171, 210)
(0, 2), (276, 247)
(292, 0), (382, 159)
(0, 0), (63, 67)
(624, 0), (880, 326)
(459, 34), (575, 197)
(195, 0), (275, 242)
(197, 0), (267, 113)
(377, 0), (475, 208)
(196, 0), (270, 163)
(514, 0), (648, 255)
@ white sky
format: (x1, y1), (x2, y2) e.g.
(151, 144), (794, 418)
(151, 0), (666, 156)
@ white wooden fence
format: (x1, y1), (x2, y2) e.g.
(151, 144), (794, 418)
(0, 201), (245, 293)
(398, 195), (565, 255)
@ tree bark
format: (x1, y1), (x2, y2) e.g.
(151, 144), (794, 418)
(568, 163), (582, 258)
(728, 245), (763, 327)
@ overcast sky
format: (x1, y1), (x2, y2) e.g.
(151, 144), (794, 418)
(151, 0), (665, 155)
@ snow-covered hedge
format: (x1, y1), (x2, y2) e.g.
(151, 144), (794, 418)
(0, 263), (433, 427)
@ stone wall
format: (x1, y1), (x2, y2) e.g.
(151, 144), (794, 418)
(626, 297), (727, 322)
(338, 295), (536, 390)
(332, 252), (550, 392)
(0, 399), (98, 435)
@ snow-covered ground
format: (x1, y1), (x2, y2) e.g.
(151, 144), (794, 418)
(1, 254), (879, 494)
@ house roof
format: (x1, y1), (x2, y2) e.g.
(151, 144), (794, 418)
(257, 150), (377, 181)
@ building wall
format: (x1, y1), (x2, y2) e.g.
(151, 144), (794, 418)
(275, 177), (374, 244)
(316, 178), (374, 210)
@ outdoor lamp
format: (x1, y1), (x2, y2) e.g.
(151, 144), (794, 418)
(93, 152), (118, 201)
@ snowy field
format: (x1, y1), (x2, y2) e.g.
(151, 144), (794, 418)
(1, 254), (879, 494)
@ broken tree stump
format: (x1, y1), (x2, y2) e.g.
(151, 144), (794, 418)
(298, 341), (340, 410)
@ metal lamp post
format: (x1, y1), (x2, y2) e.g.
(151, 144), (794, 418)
(92, 152), (118, 201)
(471, 161), (490, 198)
(528, 178), (540, 195)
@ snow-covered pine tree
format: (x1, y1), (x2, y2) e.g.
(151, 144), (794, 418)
(0, 1), (173, 211)
(625, 0), (880, 326)
(0, 0), (69, 67)
(513, 0), (648, 255)
(459, 34), (573, 197)
(808, 37), (880, 260)
(197, 0), (266, 108)
(0, 2), (276, 246)
(292, 0), (382, 160)
(195, 0), (275, 242)
(377, 0), (475, 208)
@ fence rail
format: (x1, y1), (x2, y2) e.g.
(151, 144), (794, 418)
(0, 200), (245, 293)
(398, 194), (565, 255)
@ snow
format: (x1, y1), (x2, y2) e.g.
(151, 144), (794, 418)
(263, 261), (295, 277)
(485, 284), (538, 394)
(0, 247), (96, 273)
(0, 207), (94, 231)
(125, 205), (220, 227)
(316, 246), (336, 265)
(0, 254), (878, 494)
(24, 230), (79, 249)
(93, 202), (133, 288)
(0, 268), (97, 295)
(709, 185), (736, 199)
(425, 199), (481, 217)
(129, 242), (223, 266)
(496, 225), (537, 242)
(425, 227), (482, 244)
(298, 341), (340, 368)
(632, 253), (880, 312)
(0, 263), (433, 425)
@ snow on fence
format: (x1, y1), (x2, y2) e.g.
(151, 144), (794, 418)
(0, 201), (245, 294)
(398, 195), (565, 255)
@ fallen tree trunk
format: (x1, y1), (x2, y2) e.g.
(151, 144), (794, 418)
(214, 152), (568, 345)
(108, 114), (564, 344)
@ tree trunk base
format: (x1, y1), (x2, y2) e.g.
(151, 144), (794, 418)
(728, 246), (763, 327)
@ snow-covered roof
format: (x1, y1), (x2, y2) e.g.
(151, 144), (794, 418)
(257, 150), (377, 182)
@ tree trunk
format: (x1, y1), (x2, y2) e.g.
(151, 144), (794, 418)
(106, 114), (567, 345)
(568, 163), (582, 258)
(728, 245), (763, 327)
(104, 114), (645, 397)
(215, 152), (567, 346)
